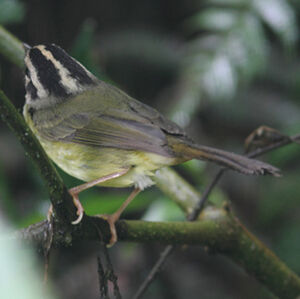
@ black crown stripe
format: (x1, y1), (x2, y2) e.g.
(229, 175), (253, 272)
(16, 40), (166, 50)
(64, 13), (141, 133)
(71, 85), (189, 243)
(45, 44), (96, 86)
(29, 48), (70, 98)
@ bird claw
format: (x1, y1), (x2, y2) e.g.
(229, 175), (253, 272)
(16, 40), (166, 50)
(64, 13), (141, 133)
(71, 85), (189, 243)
(71, 209), (84, 225)
(46, 200), (84, 225)
(98, 214), (118, 247)
(71, 194), (85, 225)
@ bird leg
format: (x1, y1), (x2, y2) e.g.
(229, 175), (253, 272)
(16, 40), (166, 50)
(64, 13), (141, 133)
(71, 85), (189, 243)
(47, 168), (130, 224)
(99, 188), (141, 247)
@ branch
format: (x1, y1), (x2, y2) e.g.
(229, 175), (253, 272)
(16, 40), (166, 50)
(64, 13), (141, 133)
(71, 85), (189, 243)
(136, 132), (300, 298)
(154, 167), (200, 214)
(16, 206), (300, 299)
(0, 90), (77, 230)
(0, 25), (24, 68)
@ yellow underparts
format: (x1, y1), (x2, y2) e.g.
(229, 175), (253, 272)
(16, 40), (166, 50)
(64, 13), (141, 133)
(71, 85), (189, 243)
(23, 102), (185, 189)
(40, 138), (177, 189)
(24, 112), (177, 190)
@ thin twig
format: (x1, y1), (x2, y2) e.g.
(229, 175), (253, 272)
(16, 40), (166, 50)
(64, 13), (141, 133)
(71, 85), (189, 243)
(187, 168), (225, 221)
(103, 246), (122, 299)
(43, 221), (53, 284)
(247, 134), (300, 159)
(97, 255), (108, 298)
(97, 244), (122, 299)
(132, 169), (223, 299)
(93, 219), (122, 299)
(132, 245), (175, 299)
(132, 132), (300, 299)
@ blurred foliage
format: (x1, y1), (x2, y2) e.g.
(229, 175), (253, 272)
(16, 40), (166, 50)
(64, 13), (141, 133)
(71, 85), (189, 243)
(171, 0), (298, 127)
(0, 219), (55, 299)
(0, 0), (24, 25)
(0, 0), (300, 298)
(71, 19), (104, 78)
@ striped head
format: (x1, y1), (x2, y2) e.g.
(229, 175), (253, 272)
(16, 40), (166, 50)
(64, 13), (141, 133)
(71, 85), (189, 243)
(24, 43), (98, 106)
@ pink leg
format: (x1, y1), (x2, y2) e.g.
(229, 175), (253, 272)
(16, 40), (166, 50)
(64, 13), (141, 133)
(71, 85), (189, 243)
(47, 168), (130, 224)
(100, 188), (141, 247)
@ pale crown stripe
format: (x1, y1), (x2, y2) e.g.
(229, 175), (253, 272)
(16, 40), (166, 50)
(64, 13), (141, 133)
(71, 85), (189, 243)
(24, 75), (31, 102)
(37, 45), (80, 94)
(25, 75), (30, 85)
(24, 54), (48, 99)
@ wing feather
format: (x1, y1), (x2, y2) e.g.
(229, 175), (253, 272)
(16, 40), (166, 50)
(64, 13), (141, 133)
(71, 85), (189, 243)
(31, 83), (185, 157)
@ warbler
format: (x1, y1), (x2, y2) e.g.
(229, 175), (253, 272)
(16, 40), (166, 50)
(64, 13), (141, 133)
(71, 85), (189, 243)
(23, 43), (279, 245)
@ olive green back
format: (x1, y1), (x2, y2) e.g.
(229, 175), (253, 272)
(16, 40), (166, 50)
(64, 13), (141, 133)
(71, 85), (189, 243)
(29, 81), (191, 158)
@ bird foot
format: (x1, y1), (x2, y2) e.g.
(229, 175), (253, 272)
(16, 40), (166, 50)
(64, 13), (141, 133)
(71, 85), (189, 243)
(71, 193), (85, 225)
(97, 213), (119, 247)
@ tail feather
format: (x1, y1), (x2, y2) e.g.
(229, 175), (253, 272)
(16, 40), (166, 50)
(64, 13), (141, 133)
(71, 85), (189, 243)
(173, 143), (280, 177)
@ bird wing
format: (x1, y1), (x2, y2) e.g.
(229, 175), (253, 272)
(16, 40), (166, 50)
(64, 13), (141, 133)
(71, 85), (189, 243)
(32, 82), (186, 157)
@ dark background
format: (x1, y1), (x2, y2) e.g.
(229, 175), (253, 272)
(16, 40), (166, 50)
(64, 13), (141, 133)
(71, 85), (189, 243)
(1, 0), (300, 298)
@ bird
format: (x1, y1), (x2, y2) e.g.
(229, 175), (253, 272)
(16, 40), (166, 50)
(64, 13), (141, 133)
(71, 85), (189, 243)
(22, 43), (280, 245)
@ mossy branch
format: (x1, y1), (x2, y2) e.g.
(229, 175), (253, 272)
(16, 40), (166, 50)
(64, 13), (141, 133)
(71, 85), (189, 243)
(1, 26), (300, 299)
(0, 90), (77, 226)
(0, 25), (24, 68)
(18, 206), (300, 299)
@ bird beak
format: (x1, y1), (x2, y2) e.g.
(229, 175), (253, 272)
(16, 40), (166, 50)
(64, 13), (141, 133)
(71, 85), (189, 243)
(23, 43), (32, 53)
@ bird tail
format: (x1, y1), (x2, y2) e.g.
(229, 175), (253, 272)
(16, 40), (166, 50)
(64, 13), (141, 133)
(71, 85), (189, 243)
(172, 142), (280, 177)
